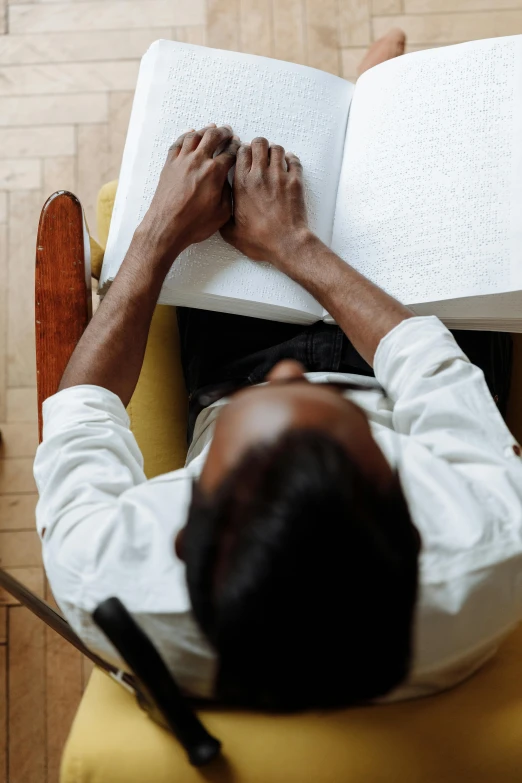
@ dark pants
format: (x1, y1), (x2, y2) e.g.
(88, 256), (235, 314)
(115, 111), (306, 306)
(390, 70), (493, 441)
(177, 308), (513, 444)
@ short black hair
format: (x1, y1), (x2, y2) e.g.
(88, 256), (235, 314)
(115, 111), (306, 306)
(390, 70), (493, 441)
(184, 429), (421, 711)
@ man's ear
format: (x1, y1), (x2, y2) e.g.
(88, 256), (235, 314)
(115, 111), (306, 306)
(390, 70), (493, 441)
(175, 528), (186, 561)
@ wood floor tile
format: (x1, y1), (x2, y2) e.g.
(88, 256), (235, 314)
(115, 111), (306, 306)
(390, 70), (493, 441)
(272, 0), (306, 64)
(173, 25), (207, 45)
(108, 91), (134, 180)
(0, 530), (41, 568)
(0, 495), (38, 532)
(305, 0), (340, 74)
(0, 423), (38, 459)
(0, 61), (140, 96)
(207, 0), (241, 50)
(0, 566), (44, 606)
(43, 155), (77, 199)
(6, 388), (37, 423)
(341, 47), (368, 81)
(0, 28), (173, 65)
(9, 0), (206, 34)
(0, 459), (37, 494)
(0, 159), (41, 191)
(405, 0), (522, 11)
(8, 606), (46, 783)
(0, 93), (108, 126)
(372, 0), (402, 11)
(240, 0), (273, 56)
(372, 11), (522, 44)
(8, 190), (43, 388)
(0, 194), (6, 224)
(340, 0), (372, 48)
(77, 123), (111, 237)
(0, 127), (75, 159)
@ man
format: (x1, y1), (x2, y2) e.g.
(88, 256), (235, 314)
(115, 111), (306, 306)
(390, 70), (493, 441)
(34, 31), (522, 709)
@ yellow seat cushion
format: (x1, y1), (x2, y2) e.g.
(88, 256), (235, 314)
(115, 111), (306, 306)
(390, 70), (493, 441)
(61, 180), (522, 782)
(62, 625), (522, 783)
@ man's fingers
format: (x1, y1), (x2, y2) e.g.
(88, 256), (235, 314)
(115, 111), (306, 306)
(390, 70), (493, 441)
(168, 124), (221, 157)
(168, 128), (195, 157)
(182, 129), (209, 153)
(214, 135), (241, 175)
(251, 137), (269, 171)
(198, 125), (234, 157)
(285, 151), (303, 176)
(269, 144), (286, 169)
(235, 143), (252, 177)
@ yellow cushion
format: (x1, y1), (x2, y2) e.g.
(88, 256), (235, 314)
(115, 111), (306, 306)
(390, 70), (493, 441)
(62, 624), (522, 783)
(61, 182), (522, 782)
(96, 180), (118, 249)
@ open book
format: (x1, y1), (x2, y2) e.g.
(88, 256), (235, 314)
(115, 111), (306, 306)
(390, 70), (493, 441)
(100, 36), (522, 331)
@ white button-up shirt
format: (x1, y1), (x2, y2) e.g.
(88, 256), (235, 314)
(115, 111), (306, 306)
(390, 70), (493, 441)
(33, 316), (522, 701)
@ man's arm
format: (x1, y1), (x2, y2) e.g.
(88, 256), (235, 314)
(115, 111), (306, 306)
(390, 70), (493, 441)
(59, 124), (239, 406)
(220, 137), (413, 366)
(275, 233), (413, 366)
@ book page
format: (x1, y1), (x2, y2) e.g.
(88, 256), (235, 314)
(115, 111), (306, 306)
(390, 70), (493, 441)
(330, 36), (522, 310)
(102, 40), (354, 319)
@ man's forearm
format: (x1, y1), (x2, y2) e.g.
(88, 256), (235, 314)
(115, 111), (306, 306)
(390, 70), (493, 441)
(58, 123), (239, 408)
(58, 229), (173, 407)
(282, 232), (414, 366)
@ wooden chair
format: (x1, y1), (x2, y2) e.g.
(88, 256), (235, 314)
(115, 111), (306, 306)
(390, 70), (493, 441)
(36, 188), (522, 783)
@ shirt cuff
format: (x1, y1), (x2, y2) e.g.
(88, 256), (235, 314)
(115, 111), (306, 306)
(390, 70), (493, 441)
(42, 384), (130, 440)
(373, 316), (468, 402)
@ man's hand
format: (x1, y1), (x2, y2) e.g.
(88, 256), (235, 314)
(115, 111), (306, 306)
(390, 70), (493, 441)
(222, 135), (413, 366)
(58, 122), (240, 405)
(137, 123), (240, 263)
(220, 137), (310, 272)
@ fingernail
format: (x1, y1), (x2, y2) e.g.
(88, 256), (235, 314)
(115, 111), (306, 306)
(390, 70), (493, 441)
(223, 124), (233, 131)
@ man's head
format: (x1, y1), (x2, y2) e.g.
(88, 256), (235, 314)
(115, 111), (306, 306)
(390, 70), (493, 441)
(177, 360), (421, 710)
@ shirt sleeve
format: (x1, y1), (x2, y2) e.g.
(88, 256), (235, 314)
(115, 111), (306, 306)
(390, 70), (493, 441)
(33, 385), (181, 617)
(34, 384), (146, 542)
(373, 315), (521, 471)
(33, 385), (217, 696)
(33, 384), (196, 612)
(374, 317), (522, 693)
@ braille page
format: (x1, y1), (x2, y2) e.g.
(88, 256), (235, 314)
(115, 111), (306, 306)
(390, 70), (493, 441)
(330, 36), (522, 315)
(101, 40), (354, 322)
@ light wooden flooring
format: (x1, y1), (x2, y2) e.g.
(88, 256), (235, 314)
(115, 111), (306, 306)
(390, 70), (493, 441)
(1, 0), (522, 781)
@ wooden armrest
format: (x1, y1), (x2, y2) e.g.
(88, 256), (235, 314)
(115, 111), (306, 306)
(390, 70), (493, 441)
(35, 192), (92, 442)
